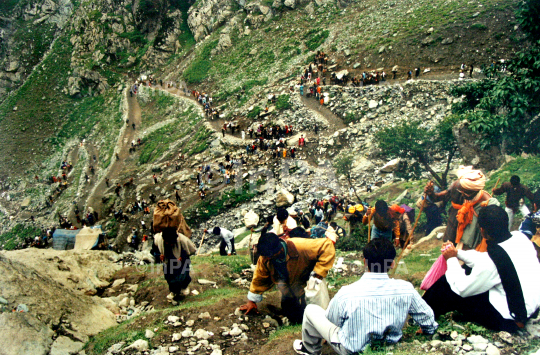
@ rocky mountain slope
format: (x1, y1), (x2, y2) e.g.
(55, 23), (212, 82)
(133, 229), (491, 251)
(0, 0), (539, 353)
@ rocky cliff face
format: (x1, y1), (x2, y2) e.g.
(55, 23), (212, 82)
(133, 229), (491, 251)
(0, 0), (73, 100)
(186, 0), (346, 42)
(0, 0), (193, 99)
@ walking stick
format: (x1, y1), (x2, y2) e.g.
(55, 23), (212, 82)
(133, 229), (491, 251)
(492, 177), (501, 192)
(367, 212), (372, 243)
(248, 228), (253, 254)
(197, 232), (206, 256)
(390, 194), (427, 277)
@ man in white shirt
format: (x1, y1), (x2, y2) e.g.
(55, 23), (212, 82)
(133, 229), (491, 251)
(273, 208), (297, 237)
(204, 227), (236, 256)
(293, 238), (437, 354)
(423, 205), (540, 332)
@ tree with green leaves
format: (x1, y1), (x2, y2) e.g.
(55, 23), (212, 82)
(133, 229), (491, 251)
(449, 0), (540, 154)
(374, 116), (459, 188)
(334, 153), (362, 201)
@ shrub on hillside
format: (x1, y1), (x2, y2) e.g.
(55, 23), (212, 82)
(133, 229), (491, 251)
(276, 95), (291, 110)
(304, 29), (330, 51)
(335, 227), (368, 251)
(247, 106), (262, 119)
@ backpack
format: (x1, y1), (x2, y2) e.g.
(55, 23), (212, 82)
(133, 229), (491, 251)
(310, 222), (328, 239)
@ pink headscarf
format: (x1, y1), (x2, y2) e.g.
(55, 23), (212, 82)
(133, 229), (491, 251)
(457, 166), (486, 192)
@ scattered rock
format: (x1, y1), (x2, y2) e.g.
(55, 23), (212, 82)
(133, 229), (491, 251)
(467, 335), (488, 344)
(486, 344), (501, 355)
(380, 158), (401, 173)
(182, 328), (194, 338)
(168, 316), (180, 323)
(194, 329), (210, 339)
(198, 312), (211, 319)
(124, 339), (149, 351)
(275, 188), (294, 207)
(111, 278), (125, 289)
(50, 336), (84, 355)
(145, 329), (155, 339)
(197, 279), (217, 285)
(229, 326), (243, 336)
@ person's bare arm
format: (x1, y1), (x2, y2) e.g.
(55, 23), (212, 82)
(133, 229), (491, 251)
(424, 181), (450, 203)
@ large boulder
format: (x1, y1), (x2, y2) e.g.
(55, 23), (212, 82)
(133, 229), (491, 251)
(0, 250), (119, 349)
(276, 188), (295, 207)
(453, 120), (504, 171)
(0, 313), (53, 355)
(380, 158), (401, 173)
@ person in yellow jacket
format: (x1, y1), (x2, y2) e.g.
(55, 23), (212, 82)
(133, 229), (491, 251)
(240, 230), (336, 324)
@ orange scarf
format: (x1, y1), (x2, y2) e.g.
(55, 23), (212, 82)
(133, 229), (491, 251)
(451, 191), (489, 252)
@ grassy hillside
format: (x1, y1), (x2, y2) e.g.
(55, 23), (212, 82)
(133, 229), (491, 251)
(0, 32), (124, 179)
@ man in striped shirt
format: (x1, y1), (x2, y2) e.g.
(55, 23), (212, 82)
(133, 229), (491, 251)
(294, 238), (438, 354)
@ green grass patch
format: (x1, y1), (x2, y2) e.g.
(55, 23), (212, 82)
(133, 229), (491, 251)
(84, 326), (147, 355)
(183, 126), (213, 156)
(185, 184), (259, 227)
(138, 93), (177, 129)
(234, 230), (252, 245)
(304, 29), (330, 51)
(343, 111), (364, 124)
(118, 30), (148, 45)
(183, 40), (219, 84)
(138, 107), (202, 164)
(394, 246), (440, 285)
(247, 106), (262, 119)
(275, 94), (291, 110)
(0, 224), (42, 250)
(138, 124), (177, 164)
(268, 324), (302, 342)
(0, 0), (21, 14)
(206, 254), (252, 274)
(335, 227), (368, 252)
(485, 156), (540, 195)
(471, 23), (488, 30)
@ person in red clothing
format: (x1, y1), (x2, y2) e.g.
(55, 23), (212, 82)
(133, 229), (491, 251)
(299, 135), (305, 147)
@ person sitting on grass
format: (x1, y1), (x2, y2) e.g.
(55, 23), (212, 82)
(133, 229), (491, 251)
(293, 238), (438, 355)
(423, 205), (540, 332)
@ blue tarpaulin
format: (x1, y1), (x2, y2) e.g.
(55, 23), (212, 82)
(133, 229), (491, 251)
(52, 229), (79, 250)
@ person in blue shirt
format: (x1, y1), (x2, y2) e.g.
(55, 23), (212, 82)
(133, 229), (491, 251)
(293, 238), (437, 355)
(519, 191), (540, 240)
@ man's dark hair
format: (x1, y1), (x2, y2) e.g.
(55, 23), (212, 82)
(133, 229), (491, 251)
(276, 208), (289, 223)
(162, 227), (178, 242)
(289, 227), (309, 239)
(510, 175), (521, 186)
(212, 227), (221, 235)
(375, 200), (389, 216)
(363, 238), (396, 273)
(533, 190), (540, 207)
(330, 222), (337, 229)
(257, 232), (282, 257)
(478, 205), (510, 242)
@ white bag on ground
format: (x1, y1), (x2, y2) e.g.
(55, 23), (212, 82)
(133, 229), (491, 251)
(243, 210), (259, 228)
(304, 277), (330, 309)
